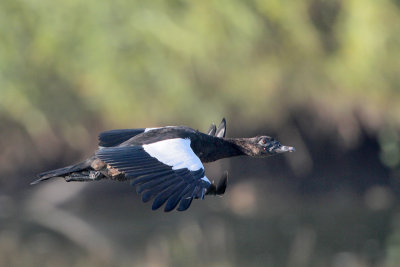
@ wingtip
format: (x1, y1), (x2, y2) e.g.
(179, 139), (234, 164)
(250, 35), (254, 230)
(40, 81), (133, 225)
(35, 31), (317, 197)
(207, 123), (217, 135)
(216, 118), (227, 138)
(177, 197), (193, 211)
(220, 118), (226, 128)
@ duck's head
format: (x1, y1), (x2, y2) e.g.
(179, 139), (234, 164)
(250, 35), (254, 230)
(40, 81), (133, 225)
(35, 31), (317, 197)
(259, 136), (295, 155)
(238, 136), (295, 158)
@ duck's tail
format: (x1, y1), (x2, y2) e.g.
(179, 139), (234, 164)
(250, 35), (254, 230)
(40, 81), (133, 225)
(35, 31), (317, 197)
(31, 158), (94, 185)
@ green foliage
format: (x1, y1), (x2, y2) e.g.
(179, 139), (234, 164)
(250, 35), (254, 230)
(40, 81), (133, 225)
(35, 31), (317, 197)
(2, 0), (400, 135)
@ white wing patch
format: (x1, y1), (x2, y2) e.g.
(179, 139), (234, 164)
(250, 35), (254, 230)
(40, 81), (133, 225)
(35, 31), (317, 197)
(143, 138), (210, 183)
(143, 138), (201, 171)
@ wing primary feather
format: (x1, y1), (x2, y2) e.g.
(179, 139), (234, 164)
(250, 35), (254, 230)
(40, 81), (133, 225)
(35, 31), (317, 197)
(121, 167), (171, 176)
(106, 161), (161, 171)
(173, 169), (193, 182)
(164, 184), (194, 212)
(136, 175), (177, 194)
(125, 169), (172, 179)
(151, 182), (186, 210)
(141, 177), (181, 203)
(177, 196), (194, 211)
(207, 123), (217, 135)
(99, 152), (147, 158)
(123, 168), (172, 178)
(130, 172), (173, 186)
(99, 154), (149, 160)
(119, 164), (167, 172)
(106, 163), (157, 171)
(102, 157), (158, 165)
(215, 118), (226, 138)
(174, 169), (204, 184)
(200, 188), (207, 199)
(176, 185), (199, 211)
(192, 185), (204, 199)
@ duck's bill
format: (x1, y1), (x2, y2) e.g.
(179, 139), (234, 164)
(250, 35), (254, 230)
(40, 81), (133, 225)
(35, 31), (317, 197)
(274, 145), (296, 153)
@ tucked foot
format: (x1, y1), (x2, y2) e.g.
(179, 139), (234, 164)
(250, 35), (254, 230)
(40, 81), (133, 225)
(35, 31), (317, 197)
(216, 171), (228, 195)
(206, 171), (228, 196)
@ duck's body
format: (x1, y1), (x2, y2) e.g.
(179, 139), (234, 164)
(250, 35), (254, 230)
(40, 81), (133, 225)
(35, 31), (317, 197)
(32, 119), (295, 212)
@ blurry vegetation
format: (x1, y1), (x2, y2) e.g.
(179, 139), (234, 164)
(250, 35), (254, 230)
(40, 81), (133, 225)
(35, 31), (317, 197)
(1, 0), (400, 266)
(2, 0), (400, 128)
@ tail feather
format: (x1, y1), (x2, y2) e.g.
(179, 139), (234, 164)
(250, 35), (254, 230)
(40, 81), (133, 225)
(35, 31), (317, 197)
(31, 165), (76, 185)
(31, 158), (93, 185)
(30, 176), (53, 185)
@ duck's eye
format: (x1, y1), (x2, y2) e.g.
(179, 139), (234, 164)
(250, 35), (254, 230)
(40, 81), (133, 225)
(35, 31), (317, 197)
(259, 139), (267, 145)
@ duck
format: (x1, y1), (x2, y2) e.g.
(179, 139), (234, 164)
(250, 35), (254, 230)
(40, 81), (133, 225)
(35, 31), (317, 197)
(31, 118), (295, 212)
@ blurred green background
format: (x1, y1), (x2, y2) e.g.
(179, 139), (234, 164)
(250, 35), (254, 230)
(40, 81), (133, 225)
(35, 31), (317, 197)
(2, 0), (400, 266)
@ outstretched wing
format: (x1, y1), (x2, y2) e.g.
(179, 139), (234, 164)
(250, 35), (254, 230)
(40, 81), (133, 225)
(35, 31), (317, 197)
(98, 129), (146, 147)
(96, 138), (211, 211)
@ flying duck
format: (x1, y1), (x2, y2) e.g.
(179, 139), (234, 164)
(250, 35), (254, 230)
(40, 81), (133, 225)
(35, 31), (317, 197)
(32, 118), (295, 212)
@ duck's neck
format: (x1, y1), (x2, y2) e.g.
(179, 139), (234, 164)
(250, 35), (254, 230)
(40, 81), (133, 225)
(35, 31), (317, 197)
(194, 135), (256, 163)
(223, 137), (258, 157)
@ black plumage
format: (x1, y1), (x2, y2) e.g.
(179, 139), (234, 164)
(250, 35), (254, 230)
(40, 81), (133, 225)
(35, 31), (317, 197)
(32, 118), (295, 212)
(98, 129), (146, 147)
